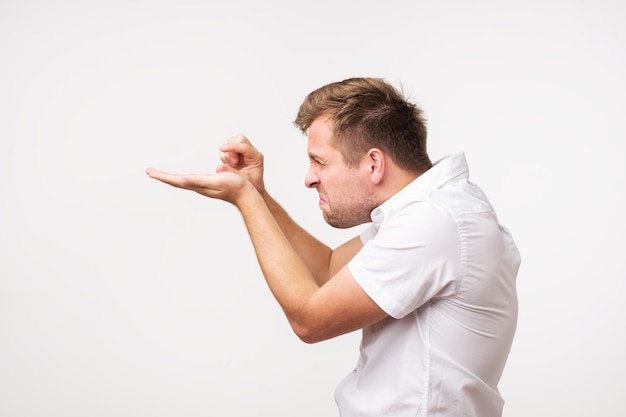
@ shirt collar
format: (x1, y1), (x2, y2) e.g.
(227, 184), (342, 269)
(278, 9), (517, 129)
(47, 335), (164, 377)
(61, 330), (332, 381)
(370, 153), (469, 225)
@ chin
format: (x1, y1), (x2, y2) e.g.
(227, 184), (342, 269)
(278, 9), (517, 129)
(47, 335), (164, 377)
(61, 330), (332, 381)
(323, 215), (363, 230)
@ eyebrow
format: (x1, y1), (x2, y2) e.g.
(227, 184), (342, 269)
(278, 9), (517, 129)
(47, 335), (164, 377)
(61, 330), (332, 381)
(308, 151), (325, 162)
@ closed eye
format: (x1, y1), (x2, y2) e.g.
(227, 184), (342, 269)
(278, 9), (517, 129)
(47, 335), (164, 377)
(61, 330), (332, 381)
(309, 157), (325, 166)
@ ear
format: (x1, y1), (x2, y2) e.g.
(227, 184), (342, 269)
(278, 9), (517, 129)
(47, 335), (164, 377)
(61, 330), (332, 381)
(366, 148), (385, 185)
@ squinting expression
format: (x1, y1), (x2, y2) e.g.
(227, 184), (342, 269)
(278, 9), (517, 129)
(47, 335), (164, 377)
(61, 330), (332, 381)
(304, 118), (378, 229)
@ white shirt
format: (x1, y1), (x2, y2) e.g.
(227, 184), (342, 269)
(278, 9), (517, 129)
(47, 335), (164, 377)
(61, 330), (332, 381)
(338, 153), (521, 417)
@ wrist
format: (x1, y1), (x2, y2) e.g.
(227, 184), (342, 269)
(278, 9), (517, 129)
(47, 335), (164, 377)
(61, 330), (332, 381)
(234, 181), (264, 211)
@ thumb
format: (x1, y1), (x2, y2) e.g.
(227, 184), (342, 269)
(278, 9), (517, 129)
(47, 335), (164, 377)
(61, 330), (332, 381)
(215, 163), (236, 173)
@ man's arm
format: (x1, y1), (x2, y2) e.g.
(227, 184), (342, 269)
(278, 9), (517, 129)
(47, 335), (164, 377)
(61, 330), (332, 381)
(146, 166), (387, 343)
(221, 180), (387, 343)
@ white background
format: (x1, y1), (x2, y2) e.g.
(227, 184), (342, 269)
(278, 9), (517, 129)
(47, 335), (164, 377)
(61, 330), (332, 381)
(1, 1), (625, 416)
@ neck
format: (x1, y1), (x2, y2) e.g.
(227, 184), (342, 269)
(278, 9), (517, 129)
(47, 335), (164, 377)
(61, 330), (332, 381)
(376, 163), (421, 202)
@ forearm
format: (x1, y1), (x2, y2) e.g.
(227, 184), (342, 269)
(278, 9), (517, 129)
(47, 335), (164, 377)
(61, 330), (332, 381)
(260, 190), (333, 285)
(236, 186), (319, 329)
(237, 187), (382, 343)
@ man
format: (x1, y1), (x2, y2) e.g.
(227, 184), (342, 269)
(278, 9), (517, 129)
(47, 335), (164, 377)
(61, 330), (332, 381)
(146, 77), (521, 417)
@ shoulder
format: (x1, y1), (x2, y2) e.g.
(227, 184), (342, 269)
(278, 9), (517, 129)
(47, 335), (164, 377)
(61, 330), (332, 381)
(379, 199), (460, 242)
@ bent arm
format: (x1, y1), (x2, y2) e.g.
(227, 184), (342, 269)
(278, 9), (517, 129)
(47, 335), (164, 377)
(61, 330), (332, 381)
(239, 186), (386, 343)
(146, 154), (378, 343)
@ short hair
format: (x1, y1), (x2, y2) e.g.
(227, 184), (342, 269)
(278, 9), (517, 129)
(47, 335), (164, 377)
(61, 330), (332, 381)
(294, 77), (431, 173)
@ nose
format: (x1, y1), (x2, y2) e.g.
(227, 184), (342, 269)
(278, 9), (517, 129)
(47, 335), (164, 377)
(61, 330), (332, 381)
(305, 165), (320, 188)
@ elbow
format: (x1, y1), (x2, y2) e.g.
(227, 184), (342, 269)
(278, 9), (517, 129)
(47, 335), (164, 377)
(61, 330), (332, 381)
(291, 321), (328, 344)
(297, 333), (320, 345)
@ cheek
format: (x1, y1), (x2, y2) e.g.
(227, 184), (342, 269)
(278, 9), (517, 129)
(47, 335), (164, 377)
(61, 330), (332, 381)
(327, 173), (360, 200)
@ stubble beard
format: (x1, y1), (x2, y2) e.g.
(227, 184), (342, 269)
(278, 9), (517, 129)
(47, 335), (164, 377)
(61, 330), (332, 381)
(322, 197), (378, 229)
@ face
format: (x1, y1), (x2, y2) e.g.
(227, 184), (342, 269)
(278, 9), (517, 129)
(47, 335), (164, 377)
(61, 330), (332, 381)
(305, 118), (379, 228)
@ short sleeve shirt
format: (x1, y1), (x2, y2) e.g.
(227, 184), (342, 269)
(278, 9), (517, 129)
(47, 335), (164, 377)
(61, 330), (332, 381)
(336, 153), (521, 417)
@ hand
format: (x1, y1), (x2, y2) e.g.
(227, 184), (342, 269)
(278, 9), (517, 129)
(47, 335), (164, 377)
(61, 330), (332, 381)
(146, 166), (252, 205)
(218, 134), (265, 193)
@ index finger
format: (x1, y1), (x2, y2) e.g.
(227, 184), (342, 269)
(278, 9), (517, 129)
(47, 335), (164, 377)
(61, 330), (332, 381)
(219, 142), (262, 170)
(219, 140), (255, 155)
(219, 134), (253, 166)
